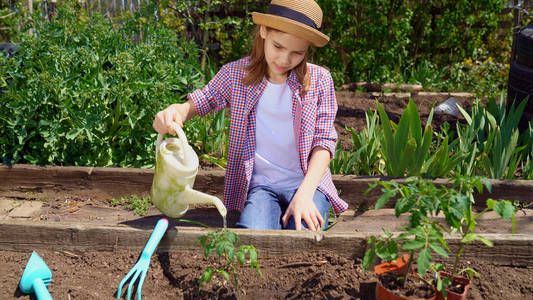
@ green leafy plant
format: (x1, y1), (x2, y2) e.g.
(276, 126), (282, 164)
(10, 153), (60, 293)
(363, 177), (451, 289)
(186, 109), (229, 169)
(0, 2), (204, 167)
(377, 98), (434, 176)
(440, 176), (517, 281)
(347, 110), (382, 175)
(330, 139), (359, 175)
(109, 195), (152, 216)
(0, 0), (25, 42)
(363, 175), (518, 296)
(522, 154), (533, 180)
(197, 229), (261, 297)
(456, 95), (528, 179)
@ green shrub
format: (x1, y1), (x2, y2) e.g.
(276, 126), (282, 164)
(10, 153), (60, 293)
(0, 3), (204, 167)
(0, 0), (25, 42)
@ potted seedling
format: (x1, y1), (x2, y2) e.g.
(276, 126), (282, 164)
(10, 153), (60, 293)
(430, 175), (518, 300)
(196, 229), (261, 298)
(363, 177), (450, 300)
(363, 175), (518, 300)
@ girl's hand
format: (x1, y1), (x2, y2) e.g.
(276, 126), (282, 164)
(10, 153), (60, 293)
(282, 190), (324, 231)
(153, 103), (184, 135)
(153, 100), (197, 135)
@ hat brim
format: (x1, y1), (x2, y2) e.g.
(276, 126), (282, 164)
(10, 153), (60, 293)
(252, 12), (329, 47)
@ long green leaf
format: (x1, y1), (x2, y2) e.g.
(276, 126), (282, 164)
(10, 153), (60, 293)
(417, 248), (432, 276)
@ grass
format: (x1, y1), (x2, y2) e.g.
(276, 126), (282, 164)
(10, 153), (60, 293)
(109, 195), (152, 216)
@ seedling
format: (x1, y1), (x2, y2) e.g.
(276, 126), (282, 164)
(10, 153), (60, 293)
(363, 177), (449, 288)
(438, 176), (517, 283)
(196, 229), (261, 297)
(363, 175), (518, 297)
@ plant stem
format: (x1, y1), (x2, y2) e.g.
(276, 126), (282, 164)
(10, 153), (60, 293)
(229, 261), (241, 298)
(452, 242), (465, 280)
(401, 250), (414, 288)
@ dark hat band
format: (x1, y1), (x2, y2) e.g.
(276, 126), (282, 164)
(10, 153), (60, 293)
(266, 4), (321, 31)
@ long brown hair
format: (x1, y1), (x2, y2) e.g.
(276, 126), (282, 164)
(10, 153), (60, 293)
(243, 26), (311, 98)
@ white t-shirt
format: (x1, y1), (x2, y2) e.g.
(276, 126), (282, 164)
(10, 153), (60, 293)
(249, 80), (304, 190)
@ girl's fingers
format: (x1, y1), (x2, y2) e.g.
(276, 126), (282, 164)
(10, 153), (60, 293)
(153, 111), (167, 135)
(281, 213), (288, 228)
(294, 214), (302, 231)
(174, 112), (184, 128)
(304, 214), (318, 231)
(282, 205), (323, 231)
(164, 109), (175, 135)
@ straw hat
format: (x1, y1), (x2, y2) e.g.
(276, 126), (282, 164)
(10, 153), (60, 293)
(252, 0), (329, 47)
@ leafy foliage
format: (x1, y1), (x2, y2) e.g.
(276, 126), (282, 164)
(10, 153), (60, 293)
(377, 98), (434, 176)
(186, 109), (229, 169)
(0, 3), (204, 167)
(314, 0), (511, 94)
(0, 0), (24, 42)
(363, 175), (518, 292)
(197, 229), (261, 296)
(456, 95), (531, 179)
(348, 111), (383, 175)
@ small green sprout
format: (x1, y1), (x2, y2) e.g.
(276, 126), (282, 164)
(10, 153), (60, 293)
(196, 229), (261, 297)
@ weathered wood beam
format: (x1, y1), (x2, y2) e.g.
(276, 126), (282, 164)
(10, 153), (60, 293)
(0, 220), (531, 266)
(1, 165), (532, 208)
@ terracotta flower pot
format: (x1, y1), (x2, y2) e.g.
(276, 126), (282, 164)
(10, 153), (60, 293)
(374, 254), (410, 276)
(374, 254), (436, 300)
(435, 272), (472, 300)
(376, 280), (437, 300)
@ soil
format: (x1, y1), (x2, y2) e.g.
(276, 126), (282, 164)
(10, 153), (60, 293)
(2, 249), (532, 300)
(378, 272), (435, 299)
(2, 91), (531, 300)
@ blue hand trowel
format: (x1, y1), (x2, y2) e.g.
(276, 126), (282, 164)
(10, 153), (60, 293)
(19, 251), (53, 300)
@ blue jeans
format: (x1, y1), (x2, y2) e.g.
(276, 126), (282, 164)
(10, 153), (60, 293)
(236, 185), (331, 230)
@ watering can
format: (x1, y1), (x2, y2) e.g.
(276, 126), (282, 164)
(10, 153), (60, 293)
(151, 123), (227, 219)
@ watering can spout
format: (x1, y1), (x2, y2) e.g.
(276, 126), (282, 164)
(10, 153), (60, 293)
(181, 186), (227, 218)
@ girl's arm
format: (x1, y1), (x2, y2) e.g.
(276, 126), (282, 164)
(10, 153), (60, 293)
(153, 99), (198, 135)
(281, 146), (330, 231)
(153, 63), (233, 135)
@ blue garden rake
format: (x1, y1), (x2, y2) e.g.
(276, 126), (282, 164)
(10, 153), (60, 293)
(19, 251), (53, 300)
(116, 218), (169, 300)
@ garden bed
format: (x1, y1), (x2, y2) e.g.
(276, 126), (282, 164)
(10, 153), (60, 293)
(1, 164), (532, 300)
(1, 92), (532, 299)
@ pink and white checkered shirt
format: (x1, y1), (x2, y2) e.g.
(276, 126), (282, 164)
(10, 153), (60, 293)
(188, 57), (348, 214)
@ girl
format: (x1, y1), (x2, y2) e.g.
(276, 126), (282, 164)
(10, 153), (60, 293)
(152, 0), (348, 231)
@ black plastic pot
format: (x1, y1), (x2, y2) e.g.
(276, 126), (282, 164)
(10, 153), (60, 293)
(516, 23), (533, 69)
(507, 60), (533, 131)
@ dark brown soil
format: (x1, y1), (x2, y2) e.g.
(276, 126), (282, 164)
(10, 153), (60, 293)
(2, 249), (532, 300)
(378, 272), (435, 299)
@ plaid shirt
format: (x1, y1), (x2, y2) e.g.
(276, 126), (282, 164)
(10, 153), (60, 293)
(188, 57), (348, 214)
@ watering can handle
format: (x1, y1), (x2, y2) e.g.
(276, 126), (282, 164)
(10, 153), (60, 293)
(156, 122), (188, 156)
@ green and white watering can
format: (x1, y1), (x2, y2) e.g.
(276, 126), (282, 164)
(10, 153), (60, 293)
(151, 123), (227, 219)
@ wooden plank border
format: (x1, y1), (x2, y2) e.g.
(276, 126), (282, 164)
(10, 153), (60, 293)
(0, 220), (531, 266)
(1, 165), (532, 208)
